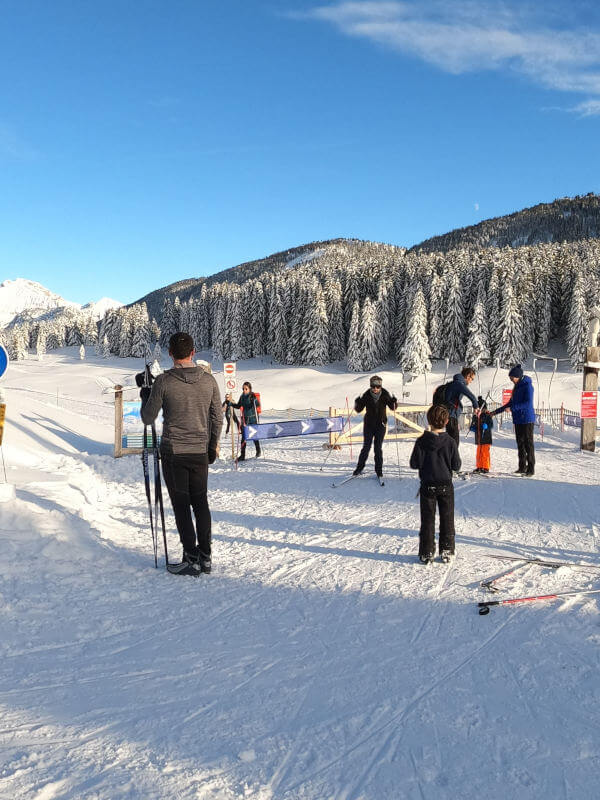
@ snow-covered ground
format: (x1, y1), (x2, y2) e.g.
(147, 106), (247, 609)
(0, 350), (599, 799)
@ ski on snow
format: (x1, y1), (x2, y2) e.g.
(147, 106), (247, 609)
(481, 553), (600, 571)
(332, 473), (385, 488)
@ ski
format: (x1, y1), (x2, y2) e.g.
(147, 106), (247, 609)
(479, 588), (600, 615)
(481, 553), (600, 571)
(332, 474), (358, 488)
(376, 474), (385, 486)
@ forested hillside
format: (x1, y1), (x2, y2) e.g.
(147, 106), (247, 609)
(412, 194), (600, 253)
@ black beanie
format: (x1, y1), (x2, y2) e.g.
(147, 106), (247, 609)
(508, 365), (523, 380)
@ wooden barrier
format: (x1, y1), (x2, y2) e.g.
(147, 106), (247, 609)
(328, 404), (428, 447)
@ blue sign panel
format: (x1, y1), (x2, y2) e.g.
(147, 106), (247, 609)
(244, 416), (345, 441)
(0, 345), (8, 379)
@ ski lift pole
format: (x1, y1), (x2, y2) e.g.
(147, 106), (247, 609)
(487, 358), (500, 404)
(442, 358), (449, 385)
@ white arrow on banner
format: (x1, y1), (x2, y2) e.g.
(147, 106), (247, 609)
(326, 418), (335, 429)
(247, 426), (257, 438)
(275, 424), (284, 436)
(301, 421), (311, 433)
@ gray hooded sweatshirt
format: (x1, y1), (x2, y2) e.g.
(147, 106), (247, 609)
(141, 366), (222, 455)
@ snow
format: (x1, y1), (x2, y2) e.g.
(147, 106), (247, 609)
(284, 249), (325, 270)
(0, 278), (122, 327)
(0, 350), (599, 799)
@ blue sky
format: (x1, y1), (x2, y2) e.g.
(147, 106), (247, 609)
(2, 0), (600, 305)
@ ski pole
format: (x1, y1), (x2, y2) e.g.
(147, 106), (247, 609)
(319, 407), (356, 471)
(478, 588), (600, 615)
(480, 553), (600, 571)
(142, 424), (158, 568)
(346, 396), (354, 461)
(152, 423), (169, 566)
(393, 403), (401, 482)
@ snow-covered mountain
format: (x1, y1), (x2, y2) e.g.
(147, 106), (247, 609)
(0, 279), (122, 328)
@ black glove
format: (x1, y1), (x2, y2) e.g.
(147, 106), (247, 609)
(140, 387), (151, 408)
(208, 448), (217, 464)
(391, 396), (398, 410)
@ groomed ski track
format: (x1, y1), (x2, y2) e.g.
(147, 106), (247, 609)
(1, 354), (600, 799)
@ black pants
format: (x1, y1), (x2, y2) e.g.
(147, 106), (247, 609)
(161, 453), (211, 559)
(515, 423), (535, 474)
(239, 434), (261, 459)
(446, 416), (459, 447)
(356, 421), (386, 474)
(419, 483), (455, 557)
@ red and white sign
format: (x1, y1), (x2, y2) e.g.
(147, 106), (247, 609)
(502, 388), (513, 406)
(581, 391), (598, 419)
(226, 378), (237, 392)
(224, 362), (236, 377)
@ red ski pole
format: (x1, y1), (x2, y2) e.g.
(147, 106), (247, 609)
(479, 587), (600, 615)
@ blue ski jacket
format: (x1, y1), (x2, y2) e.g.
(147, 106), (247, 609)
(445, 373), (478, 419)
(493, 375), (535, 425)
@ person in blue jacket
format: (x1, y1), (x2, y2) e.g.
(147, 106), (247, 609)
(444, 367), (479, 447)
(490, 365), (536, 476)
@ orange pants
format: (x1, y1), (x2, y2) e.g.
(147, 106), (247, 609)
(476, 444), (491, 471)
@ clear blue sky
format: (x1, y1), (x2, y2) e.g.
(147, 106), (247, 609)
(2, 0), (600, 304)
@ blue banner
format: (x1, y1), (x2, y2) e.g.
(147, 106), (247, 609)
(0, 345), (8, 380)
(244, 416), (344, 441)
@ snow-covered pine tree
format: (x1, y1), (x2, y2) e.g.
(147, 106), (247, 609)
(496, 282), (527, 367)
(130, 304), (151, 358)
(118, 308), (134, 358)
(10, 327), (27, 360)
(346, 300), (363, 372)
(269, 291), (288, 364)
(533, 273), (552, 353)
(196, 284), (210, 350)
(400, 284), (432, 375)
(36, 329), (46, 361)
(567, 271), (588, 367)
(160, 298), (178, 347)
(465, 281), (491, 367)
(427, 272), (444, 359)
(79, 344), (85, 360)
(324, 274), (345, 362)
(101, 335), (110, 358)
(359, 296), (380, 371)
(302, 279), (329, 366)
(441, 268), (465, 364)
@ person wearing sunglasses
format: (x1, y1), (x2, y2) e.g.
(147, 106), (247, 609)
(352, 375), (397, 479)
(231, 381), (261, 461)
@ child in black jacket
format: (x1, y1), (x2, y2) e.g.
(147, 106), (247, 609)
(410, 404), (461, 564)
(470, 396), (493, 473)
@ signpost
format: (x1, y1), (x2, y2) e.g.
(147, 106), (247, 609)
(0, 345), (9, 485)
(502, 388), (513, 406)
(581, 391), (598, 419)
(581, 346), (599, 452)
(223, 363), (237, 460)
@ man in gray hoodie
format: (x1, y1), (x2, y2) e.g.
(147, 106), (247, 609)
(141, 332), (222, 576)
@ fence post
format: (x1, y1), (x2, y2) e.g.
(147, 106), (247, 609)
(114, 385), (123, 458)
(560, 403), (564, 432)
(581, 345), (599, 452)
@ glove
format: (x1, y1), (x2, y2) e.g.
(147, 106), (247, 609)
(208, 447), (218, 464)
(391, 396), (398, 410)
(140, 387), (151, 407)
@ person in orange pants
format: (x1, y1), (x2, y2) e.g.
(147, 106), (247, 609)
(471, 396), (494, 473)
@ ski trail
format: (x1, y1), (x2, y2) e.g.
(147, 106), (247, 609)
(287, 608), (516, 798)
(408, 561), (454, 647)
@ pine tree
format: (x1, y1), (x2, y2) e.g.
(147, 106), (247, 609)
(324, 275), (345, 362)
(442, 270), (465, 364)
(359, 296), (380, 371)
(346, 300), (363, 372)
(130, 304), (151, 358)
(302, 279), (329, 366)
(567, 272), (588, 367)
(79, 344), (85, 360)
(101, 335), (111, 358)
(496, 282), (526, 367)
(400, 285), (432, 375)
(465, 282), (491, 367)
(36, 329), (46, 361)
(427, 272), (444, 359)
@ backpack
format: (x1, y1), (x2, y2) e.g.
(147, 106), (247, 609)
(253, 392), (261, 416)
(432, 381), (452, 408)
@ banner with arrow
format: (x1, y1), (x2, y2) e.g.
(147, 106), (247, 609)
(243, 416), (344, 441)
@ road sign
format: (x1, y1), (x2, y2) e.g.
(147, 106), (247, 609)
(224, 362), (236, 377)
(0, 345), (9, 380)
(581, 391), (598, 419)
(226, 378), (237, 392)
(502, 388), (513, 405)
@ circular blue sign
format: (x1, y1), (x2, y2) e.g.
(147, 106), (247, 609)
(0, 345), (9, 379)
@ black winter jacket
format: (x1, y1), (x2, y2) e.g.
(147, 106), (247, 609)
(410, 431), (461, 485)
(354, 388), (397, 427)
(470, 411), (494, 445)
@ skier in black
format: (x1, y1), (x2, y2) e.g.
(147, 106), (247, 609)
(222, 393), (240, 435)
(444, 367), (479, 447)
(410, 404), (461, 564)
(353, 375), (397, 478)
(140, 332), (222, 576)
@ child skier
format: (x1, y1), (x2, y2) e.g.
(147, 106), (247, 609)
(409, 404), (461, 564)
(471, 396), (494, 474)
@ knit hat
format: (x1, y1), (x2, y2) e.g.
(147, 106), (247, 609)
(508, 365), (523, 380)
(370, 375), (383, 388)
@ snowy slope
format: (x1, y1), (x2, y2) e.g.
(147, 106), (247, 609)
(0, 352), (599, 799)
